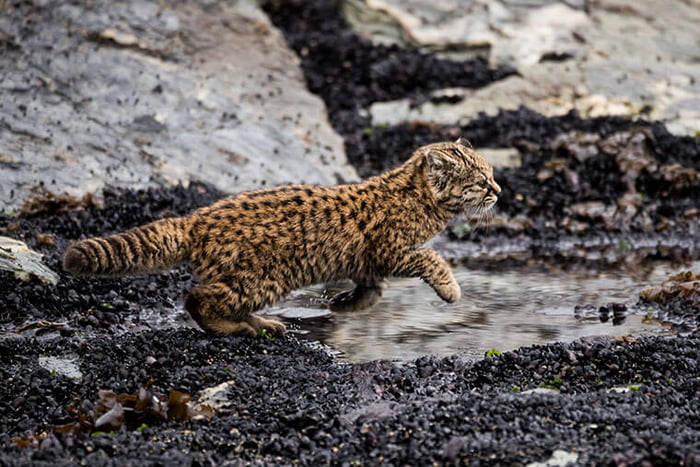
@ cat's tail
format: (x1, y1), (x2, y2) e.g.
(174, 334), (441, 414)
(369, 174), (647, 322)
(63, 217), (191, 276)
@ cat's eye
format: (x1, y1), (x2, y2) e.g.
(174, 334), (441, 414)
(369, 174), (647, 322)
(477, 180), (489, 189)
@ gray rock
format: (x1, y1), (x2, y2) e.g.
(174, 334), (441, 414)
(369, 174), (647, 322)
(520, 387), (560, 395)
(0, 0), (357, 213)
(341, 401), (397, 425)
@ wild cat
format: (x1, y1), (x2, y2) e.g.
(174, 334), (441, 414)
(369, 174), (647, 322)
(64, 139), (501, 336)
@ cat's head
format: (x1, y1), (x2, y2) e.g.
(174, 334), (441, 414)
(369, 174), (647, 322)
(422, 138), (501, 213)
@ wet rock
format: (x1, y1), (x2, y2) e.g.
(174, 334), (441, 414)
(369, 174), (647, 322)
(593, 302), (629, 326)
(638, 270), (699, 332)
(641, 272), (700, 308)
(351, 0), (700, 135)
(0, 0), (357, 213)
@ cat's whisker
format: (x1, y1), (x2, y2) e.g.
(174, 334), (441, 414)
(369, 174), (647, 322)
(471, 217), (481, 234)
(477, 210), (485, 227)
(463, 205), (484, 234)
(482, 209), (495, 233)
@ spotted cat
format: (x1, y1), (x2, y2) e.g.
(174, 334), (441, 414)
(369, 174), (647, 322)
(64, 139), (501, 336)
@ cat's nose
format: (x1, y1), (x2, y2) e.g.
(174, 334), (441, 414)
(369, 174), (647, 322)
(491, 181), (502, 194)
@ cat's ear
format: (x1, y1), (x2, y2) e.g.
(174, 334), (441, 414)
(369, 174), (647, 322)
(426, 150), (459, 184)
(455, 136), (473, 148)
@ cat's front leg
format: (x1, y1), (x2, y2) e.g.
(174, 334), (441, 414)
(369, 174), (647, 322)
(389, 248), (461, 303)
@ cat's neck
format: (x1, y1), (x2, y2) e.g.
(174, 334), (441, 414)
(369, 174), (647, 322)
(365, 156), (455, 234)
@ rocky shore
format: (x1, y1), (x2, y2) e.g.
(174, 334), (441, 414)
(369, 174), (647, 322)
(1, 329), (698, 465)
(1, 0), (699, 464)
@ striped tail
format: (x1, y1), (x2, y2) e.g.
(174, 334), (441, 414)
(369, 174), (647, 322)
(63, 217), (191, 276)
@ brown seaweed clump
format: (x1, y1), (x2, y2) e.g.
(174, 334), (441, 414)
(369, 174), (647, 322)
(641, 271), (700, 307)
(18, 192), (103, 217)
(640, 271), (699, 332)
(12, 380), (213, 448)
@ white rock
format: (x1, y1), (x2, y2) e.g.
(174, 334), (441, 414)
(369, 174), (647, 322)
(477, 148), (522, 168)
(526, 449), (580, 467)
(38, 356), (83, 379)
(0, 236), (59, 285)
(189, 380), (236, 418)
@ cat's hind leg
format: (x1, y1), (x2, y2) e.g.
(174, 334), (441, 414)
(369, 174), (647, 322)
(185, 282), (286, 337)
(245, 314), (287, 336)
(329, 281), (386, 312)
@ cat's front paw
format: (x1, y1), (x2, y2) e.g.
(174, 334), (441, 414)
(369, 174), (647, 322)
(436, 281), (461, 303)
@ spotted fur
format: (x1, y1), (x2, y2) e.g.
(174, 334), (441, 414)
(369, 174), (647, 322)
(64, 141), (501, 336)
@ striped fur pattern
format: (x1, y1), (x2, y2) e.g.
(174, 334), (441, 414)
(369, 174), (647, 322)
(63, 140), (501, 336)
(63, 218), (190, 276)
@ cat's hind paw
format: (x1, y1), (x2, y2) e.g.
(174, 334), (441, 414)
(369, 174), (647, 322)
(247, 314), (287, 337)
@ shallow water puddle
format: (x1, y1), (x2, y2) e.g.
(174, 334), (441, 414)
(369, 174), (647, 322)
(272, 261), (699, 362)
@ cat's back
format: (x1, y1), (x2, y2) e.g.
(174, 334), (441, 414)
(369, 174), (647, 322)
(188, 182), (382, 284)
(193, 183), (366, 232)
(194, 182), (373, 246)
